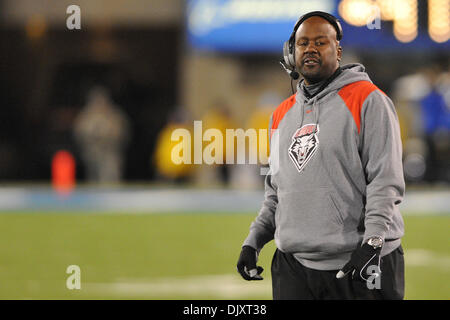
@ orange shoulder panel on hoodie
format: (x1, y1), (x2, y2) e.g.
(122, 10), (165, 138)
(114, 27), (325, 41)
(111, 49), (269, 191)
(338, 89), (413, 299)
(270, 94), (296, 138)
(338, 80), (385, 133)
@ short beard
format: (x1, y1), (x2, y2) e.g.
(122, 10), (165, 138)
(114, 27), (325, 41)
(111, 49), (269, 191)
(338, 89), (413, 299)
(300, 63), (338, 85)
(300, 70), (326, 84)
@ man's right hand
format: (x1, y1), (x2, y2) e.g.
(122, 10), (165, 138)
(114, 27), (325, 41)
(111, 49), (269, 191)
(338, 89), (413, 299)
(236, 245), (264, 280)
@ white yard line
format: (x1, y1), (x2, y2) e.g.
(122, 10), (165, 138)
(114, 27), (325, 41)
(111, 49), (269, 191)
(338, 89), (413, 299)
(405, 249), (450, 270)
(84, 274), (272, 298)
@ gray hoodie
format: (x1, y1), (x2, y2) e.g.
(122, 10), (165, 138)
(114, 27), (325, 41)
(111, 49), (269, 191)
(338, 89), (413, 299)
(243, 63), (405, 270)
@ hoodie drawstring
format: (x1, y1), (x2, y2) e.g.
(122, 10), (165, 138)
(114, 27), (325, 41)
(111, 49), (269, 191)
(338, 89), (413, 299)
(312, 98), (319, 133)
(299, 101), (305, 128)
(301, 98), (319, 131)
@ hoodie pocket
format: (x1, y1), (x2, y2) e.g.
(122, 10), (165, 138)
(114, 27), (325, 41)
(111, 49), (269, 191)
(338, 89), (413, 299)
(275, 187), (349, 253)
(328, 191), (345, 225)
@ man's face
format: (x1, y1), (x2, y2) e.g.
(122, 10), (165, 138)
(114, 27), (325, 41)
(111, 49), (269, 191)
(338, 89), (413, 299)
(295, 16), (342, 84)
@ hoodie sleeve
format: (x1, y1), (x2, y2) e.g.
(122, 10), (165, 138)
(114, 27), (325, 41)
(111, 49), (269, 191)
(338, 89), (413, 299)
(242, 116), (278, 251)
(360, 90), (405, 243)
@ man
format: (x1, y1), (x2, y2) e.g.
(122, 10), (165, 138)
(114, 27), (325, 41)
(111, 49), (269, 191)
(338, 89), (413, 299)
(237, 11), (405, 300)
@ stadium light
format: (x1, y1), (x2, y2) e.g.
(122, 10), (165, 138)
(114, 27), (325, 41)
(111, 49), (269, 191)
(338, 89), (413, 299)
(393, 0), (418, 43)
(338, 0), (375, 26)
(429, 0), (450, 43)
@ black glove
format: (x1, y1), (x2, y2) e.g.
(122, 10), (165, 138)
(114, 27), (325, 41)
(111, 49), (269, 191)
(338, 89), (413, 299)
(236, 245), (264, 281)
(336, 243), (381, 282)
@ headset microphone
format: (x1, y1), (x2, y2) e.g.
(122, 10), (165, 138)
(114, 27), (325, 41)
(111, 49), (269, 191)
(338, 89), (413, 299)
(279, 61), (300, 80)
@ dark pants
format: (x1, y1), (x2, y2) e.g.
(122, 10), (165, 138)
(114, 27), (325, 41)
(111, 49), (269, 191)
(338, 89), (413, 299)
(271, 246), (405, 300)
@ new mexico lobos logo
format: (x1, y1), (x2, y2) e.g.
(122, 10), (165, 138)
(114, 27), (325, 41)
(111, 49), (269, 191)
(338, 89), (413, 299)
(288, 124), (319, 172)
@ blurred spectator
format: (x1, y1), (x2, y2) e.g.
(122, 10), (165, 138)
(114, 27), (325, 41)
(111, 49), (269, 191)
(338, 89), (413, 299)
(153, 107), (194, 182)
(73, 86), (131, 184)
(198, 100), (237, 186)
(419, 66), (450, 182)
(230, 92), (279, 189)
(393, 68), (431, 182)
(393, 64), (450, 183)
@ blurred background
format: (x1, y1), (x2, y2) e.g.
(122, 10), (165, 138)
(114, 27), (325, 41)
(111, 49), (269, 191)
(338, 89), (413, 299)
(0, 0), (448, 299)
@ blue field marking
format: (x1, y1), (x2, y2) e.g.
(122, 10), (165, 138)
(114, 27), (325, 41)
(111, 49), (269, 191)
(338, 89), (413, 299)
(0, 186), (448, 215)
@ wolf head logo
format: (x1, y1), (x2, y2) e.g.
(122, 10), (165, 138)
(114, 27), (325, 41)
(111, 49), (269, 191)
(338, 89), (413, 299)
(288, 124), (319, 172)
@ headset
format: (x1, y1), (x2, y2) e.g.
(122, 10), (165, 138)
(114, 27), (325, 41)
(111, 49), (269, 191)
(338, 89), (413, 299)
(280, 11), (343, 80)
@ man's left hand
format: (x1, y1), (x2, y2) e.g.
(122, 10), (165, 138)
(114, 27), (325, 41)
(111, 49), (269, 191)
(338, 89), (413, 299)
(336, 243), (381, 282)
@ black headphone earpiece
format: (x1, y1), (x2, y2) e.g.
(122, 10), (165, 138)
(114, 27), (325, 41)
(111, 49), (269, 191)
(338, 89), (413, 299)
(283, 40), (296, 69)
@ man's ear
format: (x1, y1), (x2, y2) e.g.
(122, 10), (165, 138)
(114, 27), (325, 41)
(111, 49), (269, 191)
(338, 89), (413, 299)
(337, 44), (342, 62)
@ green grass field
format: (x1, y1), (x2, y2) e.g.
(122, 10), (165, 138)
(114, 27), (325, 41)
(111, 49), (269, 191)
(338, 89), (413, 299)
(0, 213), (448, 299)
